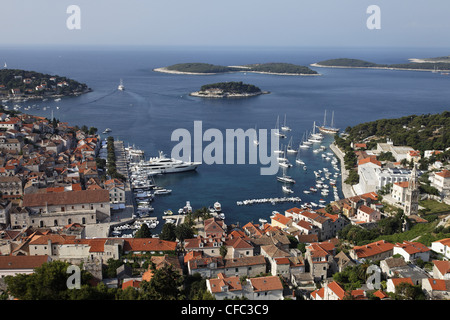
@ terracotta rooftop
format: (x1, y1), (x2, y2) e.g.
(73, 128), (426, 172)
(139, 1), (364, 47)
(23, 189), (110, 207)
(249, 276), (283, 292)
(0, 255), (50, 270)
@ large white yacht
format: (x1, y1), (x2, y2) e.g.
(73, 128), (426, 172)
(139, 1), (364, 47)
(135, 151), (201, 174)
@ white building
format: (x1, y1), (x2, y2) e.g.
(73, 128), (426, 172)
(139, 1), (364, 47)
(357, 166), (412, 195)
(375, 139), (414, 162)
(207, 273), (284, 300)
(393, 241), (431, 262)
(431, 238), (450, 260)
(0, 255), (51, 278)
(430, 170), (450, 198)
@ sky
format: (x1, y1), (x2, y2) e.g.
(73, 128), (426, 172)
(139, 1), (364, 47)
(1, 0), (450, 48)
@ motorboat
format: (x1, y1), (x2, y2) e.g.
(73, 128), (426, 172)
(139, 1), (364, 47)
(154, 188), (172, 195)
(118, 79), (125, 91)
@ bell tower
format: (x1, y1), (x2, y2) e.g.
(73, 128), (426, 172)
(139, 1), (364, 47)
(404, 164), (419, 216)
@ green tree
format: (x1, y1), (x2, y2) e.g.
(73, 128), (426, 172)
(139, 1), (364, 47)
(4, 261), (93, 300)
(140, 264), (183, 300)
(159, 223), (177, 241)
(134, 223), (152, 238)
(175, 223), (195, 242)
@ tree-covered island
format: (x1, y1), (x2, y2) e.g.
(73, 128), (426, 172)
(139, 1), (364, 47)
(0, 68), (91, 101)
(190, 81), (269, 98)
(154, 62), (318, 75)
(312, 58), (450, 72)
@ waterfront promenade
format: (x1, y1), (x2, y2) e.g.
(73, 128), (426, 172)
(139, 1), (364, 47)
(329, 142), (355, 199)
(85, 140), (135, 238)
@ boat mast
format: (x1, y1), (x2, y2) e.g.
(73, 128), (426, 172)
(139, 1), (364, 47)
(323, 110), (327, 127)
(331, 111), (335, 128)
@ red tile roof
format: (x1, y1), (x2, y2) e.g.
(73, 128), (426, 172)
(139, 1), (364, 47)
(271, 213), (292, 226)
(249, 276), (283, 292)
(122, 280), (141, 290)
(208, 273), (242, 293)
(394, 241), (430, 255)
(23, 189), (110, 207)
(390, 277), (413, 287)
(424, 278), (450, 292)
(433, 260), (450, 276)
(0, 255), (50, 270)
(353, 240), (394, 259)
(123, 238), (177, 252)
(327, 281), (345, 300)
(436, 170), (450, 178)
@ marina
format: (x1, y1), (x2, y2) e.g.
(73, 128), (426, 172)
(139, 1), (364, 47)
(3, 46), (446, 231)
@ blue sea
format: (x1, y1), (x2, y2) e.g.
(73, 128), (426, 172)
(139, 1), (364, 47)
(2, 45), (450, 231)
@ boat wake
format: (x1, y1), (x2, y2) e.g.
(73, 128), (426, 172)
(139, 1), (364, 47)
(79, 88), (118, 105)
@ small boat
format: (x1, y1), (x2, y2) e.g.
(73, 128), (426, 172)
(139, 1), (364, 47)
(282, 185), (294, 194)
(54, 98), (61, 102)
(154, 188), (172, 195)
(118, 79), (125, 91)
(103, 128), (112, 134)
(164, 209), (173, 215)
(303, 190), (311, 194)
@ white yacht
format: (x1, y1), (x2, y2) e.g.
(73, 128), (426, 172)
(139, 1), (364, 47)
(136, 151), (201, 174)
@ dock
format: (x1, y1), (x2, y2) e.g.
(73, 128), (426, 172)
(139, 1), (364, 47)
(162, 214), (185, 226)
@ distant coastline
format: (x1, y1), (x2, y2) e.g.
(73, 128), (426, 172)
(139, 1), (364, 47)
(153, 62), (319, 76)
(311, 57), (450, 73)
(311, 63), (450, 73)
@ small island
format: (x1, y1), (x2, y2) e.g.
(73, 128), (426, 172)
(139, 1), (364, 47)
(154, 62), (318, 76)
(311, 58), (450, 73)
(0, 68), (91, 102)
(189, 81), (269, 98)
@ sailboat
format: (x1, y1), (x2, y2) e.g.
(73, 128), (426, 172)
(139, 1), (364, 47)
(295, 148), (305, 165)
(309, 121), (323, 142)
(317, 110), (339, 134)
(3, 62), (7, 69)
(274, 115), (287, 138)
(286, 137), (298, 154)
(281, 114), (291, 131)
(277, 167), (296, 184)
(299, 132), (310, 149)
(118, 79), (125, 91)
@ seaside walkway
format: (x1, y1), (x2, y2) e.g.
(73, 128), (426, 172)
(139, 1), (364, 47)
(329, 142), (355, 199)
